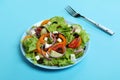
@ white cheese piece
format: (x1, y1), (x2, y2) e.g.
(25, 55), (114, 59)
(31, 29), (36, 35)
(35, 55), (40, 60)
(70, 54), (76, 62)
(44, 37), (48, 41)
(29, 28), (36, 35)
(53, 31), (58, 34)
(45, 43), (52, 48)
(57, 38), (62, 42)
(75, 28), (81, 33)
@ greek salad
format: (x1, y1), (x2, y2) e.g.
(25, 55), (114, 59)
(22, 16), (89, 67)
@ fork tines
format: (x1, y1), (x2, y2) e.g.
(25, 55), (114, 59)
(65, 5), (77, 16)
(65, 5), (81, 17)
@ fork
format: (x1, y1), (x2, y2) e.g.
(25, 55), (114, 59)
(65, 5), (115, 35)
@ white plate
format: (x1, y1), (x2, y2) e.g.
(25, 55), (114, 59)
(20, 20), (89, 69)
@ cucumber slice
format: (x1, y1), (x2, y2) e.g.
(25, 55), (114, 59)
(40, 28), (47, 35)
(72, 24), (82, 33)
(49, 50), (64, 58)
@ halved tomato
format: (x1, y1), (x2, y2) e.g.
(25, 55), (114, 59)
(68, 37), (82, 49)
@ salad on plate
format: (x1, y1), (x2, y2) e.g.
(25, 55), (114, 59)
(21, 16), (89, 68)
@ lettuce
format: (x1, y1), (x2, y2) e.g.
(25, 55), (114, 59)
(47, 24), (57, 32)
(50, 16), (65, 25)
(47, 16), (68, 32)
(23, 36), (38, 52)
(80, 30), (89, 44)
(57, 26), (74, 44)
(25, 52), (37, 64)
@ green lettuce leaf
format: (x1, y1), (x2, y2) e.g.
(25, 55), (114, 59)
(50, 16), (65, 24)
(23, 36), (38, 52)
(80, 30), (90, 44)
(47, 16), (68, 32)
(57, 26), (74, 44)
(25, 52), (37, 64)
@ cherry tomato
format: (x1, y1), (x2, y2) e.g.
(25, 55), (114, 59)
(68, 37), (82, 49)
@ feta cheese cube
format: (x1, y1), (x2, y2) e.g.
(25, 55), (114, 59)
(44, 37), (48, 41)
(29, 28), (36, 35)
(53, 31), (58, 34)
(70, 54), (76, 62)
(35, 55), (40, 60)
(57, 38), (62, 42)
(45, 43), (52, 48)
(75, 29), (81, 33)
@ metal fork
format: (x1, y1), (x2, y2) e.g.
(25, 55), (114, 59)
(65, 5), (115, 35)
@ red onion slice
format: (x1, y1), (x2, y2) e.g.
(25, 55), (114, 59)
(48, 32), (57, 47)
(74, 47), (83, 54)
(41, 45), (51, 60)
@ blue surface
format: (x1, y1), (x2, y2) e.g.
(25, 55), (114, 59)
(0, 0), (120, 80)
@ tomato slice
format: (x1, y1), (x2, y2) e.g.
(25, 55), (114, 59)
(68, 37), (82, 49)
(47, 43), (65, 54)
(52, 43), (65, 53)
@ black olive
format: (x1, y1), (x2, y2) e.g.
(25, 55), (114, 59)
(57, 25), (61, 28)
(66, 44), (69, 48)
(39, 26), (45, 28)
(34, 52), (38, 56)
(70, 26), (73, 29)
(84, 46), (86, 50)
(37, 58), (44, 64)
(42, 45), (45, 49)
(73, 33), (79, 38)
(54, 64), (59, 66)
(56, 48), (63, 53)
(54, 33), (59, 38)
(52, 21), (58, 24)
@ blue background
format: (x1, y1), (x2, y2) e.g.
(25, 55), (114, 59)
(0, 0), (120, 80)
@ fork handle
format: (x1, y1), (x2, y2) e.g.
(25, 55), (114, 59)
(82, 16), (115, 35)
